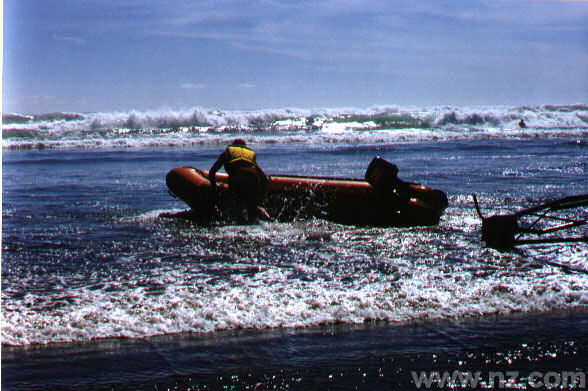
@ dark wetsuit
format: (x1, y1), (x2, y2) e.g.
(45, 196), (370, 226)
(209, 145), (270, 221)
(226, 160), (263, 211)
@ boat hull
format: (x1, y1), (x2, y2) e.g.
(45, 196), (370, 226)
(166, 167), (447, 226)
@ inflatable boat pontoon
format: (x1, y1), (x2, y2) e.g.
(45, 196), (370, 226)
(166, 157), (448, 226)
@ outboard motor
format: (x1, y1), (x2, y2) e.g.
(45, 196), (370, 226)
(365, 157), (448, 211)
(365, 157), (408, 198)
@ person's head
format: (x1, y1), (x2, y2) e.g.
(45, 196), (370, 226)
(231, 138), (247, 147)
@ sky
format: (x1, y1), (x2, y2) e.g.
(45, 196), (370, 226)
(2, 0), (588, 113)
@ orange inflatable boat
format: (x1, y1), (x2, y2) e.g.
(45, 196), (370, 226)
(166, 157), (448, 226)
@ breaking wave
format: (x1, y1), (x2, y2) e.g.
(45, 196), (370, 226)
(3, 105), (588, 150)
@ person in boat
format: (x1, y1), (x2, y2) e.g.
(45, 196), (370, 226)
(209, 139), (273, 222)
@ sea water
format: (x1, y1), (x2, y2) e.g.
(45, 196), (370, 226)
(2, 105), (588, 389)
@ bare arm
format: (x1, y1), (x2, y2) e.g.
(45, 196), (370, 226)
(209, 152), (227, 188)
(253, 161), (269, 191)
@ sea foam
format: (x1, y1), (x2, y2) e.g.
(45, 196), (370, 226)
(3, 210), (587, 346)
(3, 105), (587, 150)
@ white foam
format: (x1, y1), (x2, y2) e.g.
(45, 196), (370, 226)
(125, 209), (187, 222)
(3, 105), (587, 150)
(3, 260), (587, 346)
(3, 215), (587, 346)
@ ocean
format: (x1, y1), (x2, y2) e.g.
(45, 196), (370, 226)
(2, 105), (588, 389)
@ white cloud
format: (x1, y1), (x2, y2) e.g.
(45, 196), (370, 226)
(182, 83), (206, 89)
(53, 35), (87, 46)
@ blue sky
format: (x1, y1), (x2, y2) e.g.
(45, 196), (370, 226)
(3, 0), (588, 113)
